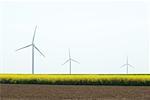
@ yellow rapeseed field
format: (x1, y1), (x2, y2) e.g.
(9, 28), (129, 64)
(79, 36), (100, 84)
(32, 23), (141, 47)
(0, 74), (150, 85)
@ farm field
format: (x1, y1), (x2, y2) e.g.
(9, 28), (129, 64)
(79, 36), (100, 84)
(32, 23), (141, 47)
(0, 74), (150, 86)
(0, 74), (150, 100)
(0, 84), (150, 100)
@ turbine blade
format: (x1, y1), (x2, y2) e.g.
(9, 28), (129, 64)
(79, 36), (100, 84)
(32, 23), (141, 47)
(34, 46), (45, 57)
(68, 48), (71, 58)
(32, 25), (37, 43)
(128, 64), (134, 68)
(120, 64), (126, 68)
(62, 59), (69, 65)
(71, 59), (80, 64)
(16, 44), (32, 51)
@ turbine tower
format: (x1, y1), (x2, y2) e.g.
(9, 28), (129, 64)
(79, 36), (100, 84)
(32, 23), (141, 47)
(62, 48), (79, 74)
(121, 56), (133, 74)
(16, 26), (45, 74)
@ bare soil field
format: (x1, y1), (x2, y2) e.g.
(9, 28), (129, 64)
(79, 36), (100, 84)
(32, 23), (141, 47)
(0, 84), (150, 100)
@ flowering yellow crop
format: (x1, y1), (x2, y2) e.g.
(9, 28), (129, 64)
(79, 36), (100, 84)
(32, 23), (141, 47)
(0, 74), (150, 86)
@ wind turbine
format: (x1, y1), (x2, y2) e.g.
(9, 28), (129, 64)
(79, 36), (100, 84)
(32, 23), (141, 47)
(120, 56), (133, 74)
(62, 48), (80, 74)
(16, 26), (45, 74)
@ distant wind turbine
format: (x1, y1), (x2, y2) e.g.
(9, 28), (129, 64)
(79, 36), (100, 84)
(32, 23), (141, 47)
(16, 26), (45, 74)
(120, 56), (133, 74)
(62, 48), (80, 74)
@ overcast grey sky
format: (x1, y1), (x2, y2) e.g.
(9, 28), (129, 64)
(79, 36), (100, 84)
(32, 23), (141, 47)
(0, 1), (149, 74)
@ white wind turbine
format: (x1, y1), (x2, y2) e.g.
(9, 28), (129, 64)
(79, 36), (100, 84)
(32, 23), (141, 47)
(120, 56), (134, 74)
(16, 26), (45, 74)
(62, 48), (80, 74)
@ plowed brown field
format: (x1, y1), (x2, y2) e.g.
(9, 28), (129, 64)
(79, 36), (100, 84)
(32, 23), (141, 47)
(0, 84), (150, 100)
